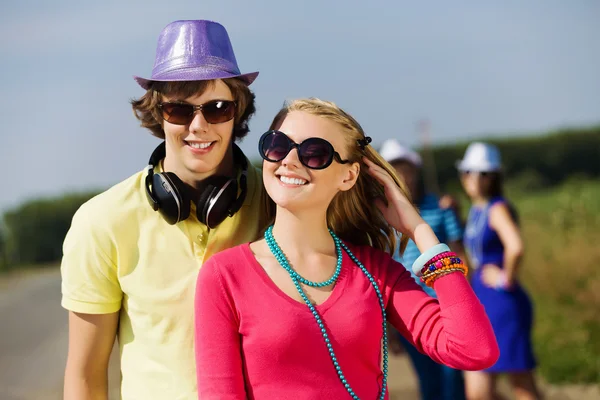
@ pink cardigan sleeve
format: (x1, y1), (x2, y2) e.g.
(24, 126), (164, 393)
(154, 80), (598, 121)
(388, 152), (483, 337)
(385, 259), (499, 371)
(194, 258), (247, 400)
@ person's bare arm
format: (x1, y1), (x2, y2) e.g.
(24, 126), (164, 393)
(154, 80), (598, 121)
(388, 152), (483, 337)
(489, 203), (524, 287)
(64, 311), (119, 400)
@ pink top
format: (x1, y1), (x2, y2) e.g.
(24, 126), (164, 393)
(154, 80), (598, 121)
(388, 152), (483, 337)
(194, 243), (499, 400)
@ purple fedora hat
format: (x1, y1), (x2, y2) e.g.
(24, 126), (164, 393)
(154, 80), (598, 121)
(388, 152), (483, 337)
(133, 20), (259, 89)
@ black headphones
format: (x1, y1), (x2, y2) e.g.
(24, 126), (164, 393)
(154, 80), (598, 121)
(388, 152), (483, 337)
(145, 141), (248, 228)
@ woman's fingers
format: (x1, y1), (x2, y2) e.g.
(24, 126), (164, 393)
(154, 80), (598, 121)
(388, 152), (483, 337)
(363, 157), (396, 187)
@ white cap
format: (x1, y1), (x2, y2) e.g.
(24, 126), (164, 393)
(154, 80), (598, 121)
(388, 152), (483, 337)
(456, 142), (502, 172)
(379, 139), (423, 167)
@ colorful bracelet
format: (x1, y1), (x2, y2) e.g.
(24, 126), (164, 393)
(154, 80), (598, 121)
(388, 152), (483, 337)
(422, 264), (468, 287)
(411, 243), (451, 277)
(422, 268), (460, 286)
(423, 267), (466, 287)
(411, 243), (469, 286)
(421, 263), (466, 278)
(419, 249), (469, 287)
(420, 252), (461, 275)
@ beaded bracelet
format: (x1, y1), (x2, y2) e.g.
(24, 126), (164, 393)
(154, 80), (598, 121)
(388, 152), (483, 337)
(422, 267), (463, 286)
(420, 252), (462, 276)
(424, 268), (466, 288)
(422, 265), (468, 287)
(422, 263), (462, 278)
(420, 250), (468, 286)
(421, 262), (465, 277)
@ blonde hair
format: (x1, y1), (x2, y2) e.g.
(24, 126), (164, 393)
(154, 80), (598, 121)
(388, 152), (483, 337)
(269, 98), (412, 255)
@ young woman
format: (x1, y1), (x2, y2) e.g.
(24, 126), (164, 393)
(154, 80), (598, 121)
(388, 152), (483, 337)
(194, 99), (499, 399)
(459, 142), (541, 400)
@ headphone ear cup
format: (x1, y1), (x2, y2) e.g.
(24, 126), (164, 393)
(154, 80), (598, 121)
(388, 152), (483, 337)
(196, 176), (237, 228)
(152, 172), (190, 225)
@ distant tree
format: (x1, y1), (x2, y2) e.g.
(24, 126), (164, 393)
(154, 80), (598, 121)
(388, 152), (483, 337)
(423, 126), (600, 192)
(0, 223), (6, 272)
(3, 191), (101, 267)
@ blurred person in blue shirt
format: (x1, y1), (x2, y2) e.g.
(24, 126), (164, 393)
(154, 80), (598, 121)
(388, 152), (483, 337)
(381, 139), (468, 400)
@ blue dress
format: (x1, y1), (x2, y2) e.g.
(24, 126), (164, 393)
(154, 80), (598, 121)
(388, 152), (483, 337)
(464, 196), (536, 373)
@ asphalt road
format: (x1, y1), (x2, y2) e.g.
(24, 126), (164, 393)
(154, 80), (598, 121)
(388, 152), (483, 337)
(0, 269), (120, 400)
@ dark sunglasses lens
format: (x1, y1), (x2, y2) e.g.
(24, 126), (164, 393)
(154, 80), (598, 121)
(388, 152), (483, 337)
(261, 132), (291, 161)
(462, 170), (490, 177)
(299, 138), (333, 169)
(161, 103), (194, 125)
(201, 101), (236, 124)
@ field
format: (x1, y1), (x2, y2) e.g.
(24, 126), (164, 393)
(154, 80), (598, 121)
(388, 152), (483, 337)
(514, 179), (600, 384)
(451, 178), (600, 385)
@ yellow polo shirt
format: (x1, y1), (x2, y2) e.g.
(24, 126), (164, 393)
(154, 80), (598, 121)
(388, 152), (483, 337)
(61, 158), (270, 400)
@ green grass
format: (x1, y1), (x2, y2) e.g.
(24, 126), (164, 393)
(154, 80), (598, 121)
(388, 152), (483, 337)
(512, 179), (600, 384)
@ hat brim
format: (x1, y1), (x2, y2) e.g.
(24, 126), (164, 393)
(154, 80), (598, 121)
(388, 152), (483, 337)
(455, 159), (502, 173)
(133, 71), (259, 90)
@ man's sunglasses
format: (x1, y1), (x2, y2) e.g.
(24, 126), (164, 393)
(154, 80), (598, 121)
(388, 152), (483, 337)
(258, 130), (350, 170)
(158, 100), (236, 125)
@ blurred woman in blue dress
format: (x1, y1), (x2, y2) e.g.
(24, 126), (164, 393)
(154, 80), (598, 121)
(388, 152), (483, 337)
(458, 142), (541, 400)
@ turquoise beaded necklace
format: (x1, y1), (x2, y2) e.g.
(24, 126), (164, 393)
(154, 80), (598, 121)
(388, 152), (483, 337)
(264, 225), (389, 400)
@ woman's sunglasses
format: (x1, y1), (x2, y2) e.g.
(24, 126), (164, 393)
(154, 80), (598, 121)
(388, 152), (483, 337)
(158, 100), (236, 125)
(461, 170), (490, 177)
(258, 130), (350, 170)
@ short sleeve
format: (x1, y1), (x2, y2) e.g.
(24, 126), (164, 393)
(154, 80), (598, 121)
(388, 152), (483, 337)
(60, 203), (122, 314)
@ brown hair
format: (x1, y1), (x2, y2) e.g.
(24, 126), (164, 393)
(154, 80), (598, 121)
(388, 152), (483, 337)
(482, 172), (504, 198)
(130, 78), (256, 140)
(482, 172), (521, 223)
(269, 98), (413, 255)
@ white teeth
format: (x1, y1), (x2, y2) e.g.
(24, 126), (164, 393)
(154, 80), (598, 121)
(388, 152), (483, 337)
(188, 142), (212, 149)
(279, 176), (307, 185)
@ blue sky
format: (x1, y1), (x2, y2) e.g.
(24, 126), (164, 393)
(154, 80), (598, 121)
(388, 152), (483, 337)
(1, 0), (599, 212)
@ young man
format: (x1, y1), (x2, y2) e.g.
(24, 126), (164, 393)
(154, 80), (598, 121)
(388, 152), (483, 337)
(61, 20), (272, 400)
(380, 139), (468, 400)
